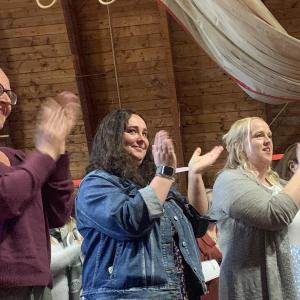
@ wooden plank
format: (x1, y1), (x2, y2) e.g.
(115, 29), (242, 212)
(4, 56), (74, 74)
(157, 2), (186, 193)
(0, 14), (65, 30)
(61, 0), (96, 150)
(9, 69), (76, 87)
(81, 33), (163, 54)
(0, 43), (72, 63)
(0, 24), (67, 39)
(0, 33), (69, 50)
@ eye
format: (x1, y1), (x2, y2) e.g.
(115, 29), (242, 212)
(254, 133), (264, 138)
(127, 128), (137, 135)
(142, 131), (148, 138)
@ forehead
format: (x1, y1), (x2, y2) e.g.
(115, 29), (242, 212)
(250, 118), (270, 132)
(0, 69), (10, 89)
(127, 114), (147, 128)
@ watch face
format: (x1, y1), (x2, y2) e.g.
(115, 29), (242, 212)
(161, 166), (175, 176)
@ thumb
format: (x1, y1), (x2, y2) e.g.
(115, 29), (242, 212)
(192, 147), (202, 158)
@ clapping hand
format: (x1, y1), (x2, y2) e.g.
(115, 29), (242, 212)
(152, 130), (177, 169)
(35, 92), (80, 160)
(188, 146), (223, 175)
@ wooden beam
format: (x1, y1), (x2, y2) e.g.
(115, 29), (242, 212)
(157, 2), (187, 194)
(61, 0), (95, 151)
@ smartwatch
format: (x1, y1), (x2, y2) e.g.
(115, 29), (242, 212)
(156, 166), (175, 180)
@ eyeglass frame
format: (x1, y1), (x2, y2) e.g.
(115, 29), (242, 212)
(0, 83), (17, 105)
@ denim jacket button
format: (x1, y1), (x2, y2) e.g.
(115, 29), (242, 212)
(182, 241), (187, 247)
(174, 216), (178, 221)
(108, 266), (113, 274)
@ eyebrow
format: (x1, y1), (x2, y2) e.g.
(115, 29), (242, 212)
(127, 125), (148, 132)
(252, 130), (272, 135)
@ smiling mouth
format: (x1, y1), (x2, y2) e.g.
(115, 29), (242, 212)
(0, 104), (9, 116)
(132, 146), (144, 151)
(263, 147), (272, 153)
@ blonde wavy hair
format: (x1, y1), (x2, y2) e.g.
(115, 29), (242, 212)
(223, 117), (279, 184)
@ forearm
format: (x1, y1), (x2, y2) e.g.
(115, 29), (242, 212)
(188, 173), (209, 215)
(0, 151), (55, 221)
(149, 175), (174, 205)
(51, 244), (81, 275)
(43, 154), (74, 228)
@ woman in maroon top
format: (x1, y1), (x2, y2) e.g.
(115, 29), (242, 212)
(0, 68), (79, 300)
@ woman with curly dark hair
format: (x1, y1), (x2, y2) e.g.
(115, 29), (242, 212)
(76, 108), (223, 300)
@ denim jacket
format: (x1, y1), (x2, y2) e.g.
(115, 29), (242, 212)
(76, 170), (207, 300)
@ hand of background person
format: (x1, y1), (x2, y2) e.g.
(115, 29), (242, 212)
(188, 146), (223, 175)
(35, 92), (80, 160)
(152, 130), (177, 169)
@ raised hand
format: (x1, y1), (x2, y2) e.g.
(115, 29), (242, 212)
(54, 91), (80, 135)
(35, 92), (80, 160)
(188, 146), (223, 175)
(152, 130), (177, 169)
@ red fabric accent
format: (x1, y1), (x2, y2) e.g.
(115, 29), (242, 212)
(272, 154), (284, 160)
(72, 179), (81, 187)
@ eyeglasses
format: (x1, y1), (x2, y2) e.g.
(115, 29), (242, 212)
(0, 83), (17, 105)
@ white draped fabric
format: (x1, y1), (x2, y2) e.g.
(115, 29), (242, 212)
(159, 0), (300, 104)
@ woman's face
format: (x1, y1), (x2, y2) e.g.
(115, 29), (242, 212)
(0, 70), (12, 130)
(123, 114), (149, 165)
(244, 118), (273, 171)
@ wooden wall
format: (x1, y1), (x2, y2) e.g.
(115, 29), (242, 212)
(0, 0), (89, 179)
(264, 0), (300, 155)
(0, 0), (299, 191)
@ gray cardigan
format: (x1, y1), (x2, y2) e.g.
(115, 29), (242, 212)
(210, 168), (299, 300)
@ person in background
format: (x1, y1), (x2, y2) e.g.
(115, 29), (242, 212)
(197, 189), (221, 300)
(210, 117), (300, 300)
(50, 216), (83, 300)
(275, 143), (300, 299)
(0, 67), (79, 300)
(76, 109), (223, 300)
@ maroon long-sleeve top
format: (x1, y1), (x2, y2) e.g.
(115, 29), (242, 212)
(0, 147), (74, 288)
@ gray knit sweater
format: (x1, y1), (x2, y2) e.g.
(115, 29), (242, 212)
(210, 168), (299, 300)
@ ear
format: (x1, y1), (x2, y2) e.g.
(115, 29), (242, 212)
(288, 160), (298, 174)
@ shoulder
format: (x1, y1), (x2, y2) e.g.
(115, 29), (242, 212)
(79, 170), (136, 191)
(214, 168), (245, 184)
(212, 168), (257, 204)
(0, 147), (26, 162)
(81, 170), (117, 184)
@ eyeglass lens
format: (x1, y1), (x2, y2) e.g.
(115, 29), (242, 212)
(0, 83), (17, 105)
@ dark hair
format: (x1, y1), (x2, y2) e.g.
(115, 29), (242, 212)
(86, 109), (155, 186)
(275, 143), (298, 181)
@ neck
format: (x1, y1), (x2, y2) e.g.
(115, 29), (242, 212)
(248, 162), (269, 183)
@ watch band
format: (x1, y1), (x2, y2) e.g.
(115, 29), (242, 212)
(156, 166), (175, 180)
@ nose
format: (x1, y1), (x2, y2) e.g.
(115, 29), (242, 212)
(136, 133), (148, 145)
(264, 135), (272, 144)
(0, 93), (11, 105)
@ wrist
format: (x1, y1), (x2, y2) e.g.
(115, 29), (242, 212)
(156, 166), (176, 181)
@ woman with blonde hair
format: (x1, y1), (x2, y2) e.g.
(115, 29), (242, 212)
(210, 117), (300, 300)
